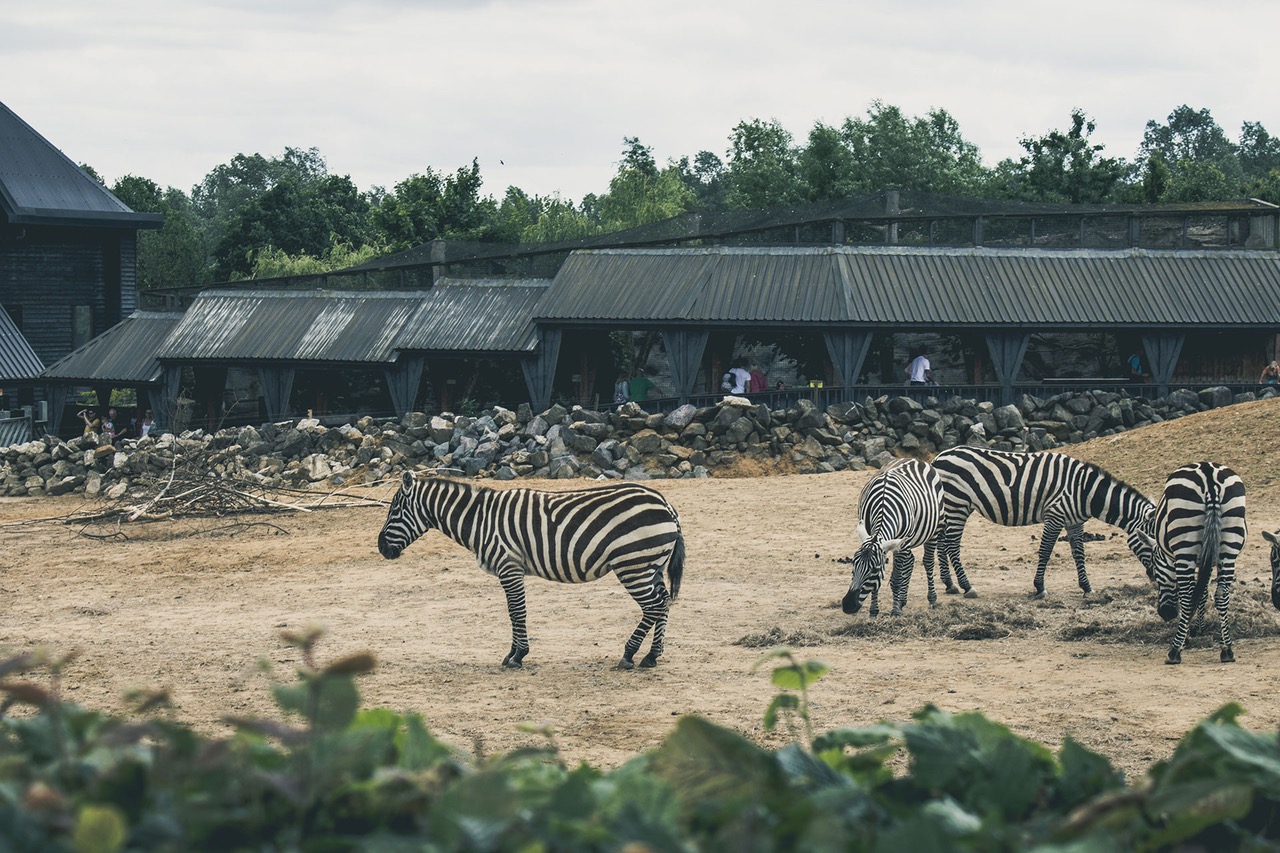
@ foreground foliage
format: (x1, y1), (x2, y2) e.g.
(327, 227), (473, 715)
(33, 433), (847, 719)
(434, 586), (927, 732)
(2, 639), (1279, 851)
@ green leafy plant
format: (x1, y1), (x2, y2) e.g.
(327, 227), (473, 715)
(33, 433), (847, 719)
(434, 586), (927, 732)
(752, 645), (830, 744)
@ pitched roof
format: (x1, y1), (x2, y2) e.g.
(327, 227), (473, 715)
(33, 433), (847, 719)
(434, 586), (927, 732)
(0, 100), (163, 229)
(157, 290), (426, 365)
(396, 278), (549, 355)
(0, 307), (43, 381)
(534, 246), (1280, 329)
(41, 311), (184, 384)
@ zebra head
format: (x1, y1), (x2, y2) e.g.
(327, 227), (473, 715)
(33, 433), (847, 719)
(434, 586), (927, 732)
(1264, 530), (1280, 610)
(1126, 508), (1158, 581)
(842, 521), (905, 615)
(377, 471), (433, 560)
(1134, 529), (1178, 622)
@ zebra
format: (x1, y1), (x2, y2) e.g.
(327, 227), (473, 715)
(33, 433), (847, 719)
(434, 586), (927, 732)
(377, 472), (685, 670)
(843, 458), (944, 617)
(1265, 530), (1280, 610)
(930, 446), (1155, 599)
(1136, 462), (1246, 664)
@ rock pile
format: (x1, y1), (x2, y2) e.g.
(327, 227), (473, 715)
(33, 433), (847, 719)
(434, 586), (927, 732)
(1, 386), (1273, 498)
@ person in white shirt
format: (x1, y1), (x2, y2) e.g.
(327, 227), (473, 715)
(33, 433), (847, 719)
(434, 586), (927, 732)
(907, 350), (932, 386)
(728, 360), (752, 394)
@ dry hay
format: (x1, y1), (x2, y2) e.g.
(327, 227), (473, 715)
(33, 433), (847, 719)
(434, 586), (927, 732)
(737, 580), (1280, 650)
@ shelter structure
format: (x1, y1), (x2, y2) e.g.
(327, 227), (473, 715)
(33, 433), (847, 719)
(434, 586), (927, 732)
(156, 290), (426, 427)
(394, 278), (553, 411)
(532, 245), (1280, 405)
(39, 311), (184, 436)
(0, 100), (162, 410)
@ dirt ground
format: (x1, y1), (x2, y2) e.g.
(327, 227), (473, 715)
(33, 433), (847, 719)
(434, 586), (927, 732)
(3, 395), (1280, 782)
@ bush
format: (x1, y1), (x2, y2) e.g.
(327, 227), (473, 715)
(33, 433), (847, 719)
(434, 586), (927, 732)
(2, 638), (1279, 850)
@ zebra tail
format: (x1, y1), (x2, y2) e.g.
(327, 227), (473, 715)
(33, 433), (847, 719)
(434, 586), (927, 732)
(1192, 497), (1223, 616)
(667, 528), (685, 603)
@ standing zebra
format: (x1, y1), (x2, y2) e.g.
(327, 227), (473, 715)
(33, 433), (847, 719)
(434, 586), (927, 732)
(843, 458), (944, 616)
(377, 472), (685, 670)
(1264, 530), (1280, 610)
(1138, 462), (1247, 664)
(931, 446), (1155, 599)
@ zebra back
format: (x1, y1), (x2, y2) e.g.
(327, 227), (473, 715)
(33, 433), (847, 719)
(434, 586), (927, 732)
(379, 473), (683, 592)
(932, 446), (1153, 531)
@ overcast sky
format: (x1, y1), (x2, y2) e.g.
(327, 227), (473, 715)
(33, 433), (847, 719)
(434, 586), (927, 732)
(3, 1), (1276, 203)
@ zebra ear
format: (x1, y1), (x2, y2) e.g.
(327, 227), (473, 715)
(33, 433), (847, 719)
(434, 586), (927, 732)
(882, 537), (906, 554)
(1134, 529), (1155, 551)
(856, 521), (870, 543)
(401, 471), (415, 490)
(1263, 530), (1280, 547)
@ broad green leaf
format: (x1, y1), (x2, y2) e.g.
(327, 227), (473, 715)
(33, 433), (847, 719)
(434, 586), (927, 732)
(764, 694), (799, 730)
(73, 804), (127, 853)
(1057, 736), (1125, 808)
(648, 715), (783, 817)
(770, 660), (830, 690)
(812, 723), (902, 752)
(1144, 780), (1253, 849)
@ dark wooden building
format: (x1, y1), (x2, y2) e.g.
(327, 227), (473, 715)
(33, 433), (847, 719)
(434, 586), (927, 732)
(0, 100), (162, 408)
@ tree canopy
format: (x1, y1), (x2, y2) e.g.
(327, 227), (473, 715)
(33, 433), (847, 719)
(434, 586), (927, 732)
(90, 101), (1280, 292)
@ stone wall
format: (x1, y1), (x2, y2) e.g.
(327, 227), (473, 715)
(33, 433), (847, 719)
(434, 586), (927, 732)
(2, 386), (1274, 498)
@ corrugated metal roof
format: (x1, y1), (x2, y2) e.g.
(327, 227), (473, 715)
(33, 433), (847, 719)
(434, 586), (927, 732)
(0, 101), (163, 229)
(41, 311), (183, 384)
(158, 290), (426, 364)
(396, 278), (549, 353)
(0, 307), (44, 381)
(535, 246), (1280, 328)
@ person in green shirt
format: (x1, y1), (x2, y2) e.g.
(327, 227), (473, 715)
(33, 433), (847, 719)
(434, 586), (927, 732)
(628, 369), (656, 402)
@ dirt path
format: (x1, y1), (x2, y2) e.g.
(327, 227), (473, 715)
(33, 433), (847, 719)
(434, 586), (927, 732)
(3, 397), (1279, 781)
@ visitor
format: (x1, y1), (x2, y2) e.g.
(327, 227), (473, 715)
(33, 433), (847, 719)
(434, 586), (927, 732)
(1261, 361), (1280, 385)
(906, 350), (932, 386)
(78, 408), (100, 436)
(728, 360), (752, 395)
(628, 368), (656, 403)
(748, 363), (767, 393)
(613, 371), (631, 405)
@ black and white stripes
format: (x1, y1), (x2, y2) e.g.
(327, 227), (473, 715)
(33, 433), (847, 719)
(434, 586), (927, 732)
(378, 472), (684, 669)
(930, 446), (1155, 599)
(844, 458), (944, 616)
(1140, 462), (1247, 664)
(1265, 530), (1280, 611)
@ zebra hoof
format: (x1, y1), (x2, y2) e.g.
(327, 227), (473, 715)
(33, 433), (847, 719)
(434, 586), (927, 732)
(1029, 589), (1046, 601)
(1080, 583), (1093, 594)
(502, 646), (528, 668)
(1166, 649), (1182, 665)
(890, 607), (903, 616)
(616, 658), (635, 670)
(944, 586), (961, 595)
(1221, 647), (1235, 663)
(502, 659), (523, 669)
(639, 653), (659, 668)
(963, 589), (978, 599)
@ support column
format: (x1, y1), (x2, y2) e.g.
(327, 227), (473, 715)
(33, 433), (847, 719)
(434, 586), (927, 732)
(257, 366), (295, 422)
(985, 332), (1030, 406)
(662, 328), (709, 403)
(823, 330), (874, 394)
(155, 364), (183, 432)
(521, 328), (563, 413)
(1141, 332), (1185, 398)
(385, 355), (425, 419)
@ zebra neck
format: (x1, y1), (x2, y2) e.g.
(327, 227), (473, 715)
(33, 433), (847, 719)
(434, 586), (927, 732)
(427, 479), (488, 552)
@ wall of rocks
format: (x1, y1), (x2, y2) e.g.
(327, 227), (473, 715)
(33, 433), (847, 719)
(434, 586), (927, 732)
(2, 385), (1275, 498)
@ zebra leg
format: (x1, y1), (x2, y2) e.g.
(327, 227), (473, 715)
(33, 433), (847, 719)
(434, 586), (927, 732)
(1031, 517), (1066, 599)
(618, 568), (668, 669)
(641, 580), (671, 668)
(940, 523), (976, 597)
(1216, 561), (1236, 663)
(923, 539), (938, 607)
(497, 570), (530, 668)
(868, 585), (880, 618)
(1066, 524), (1092, 595)
(890, 551), (915, 616)
(1167, 562), (1197, 665)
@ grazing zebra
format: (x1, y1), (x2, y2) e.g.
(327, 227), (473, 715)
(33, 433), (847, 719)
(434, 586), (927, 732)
(843, 458), (944, 616)
(1265, 530), (1280, 610)
(931, 446), (1155, 599)
(377, 472), (685, 670)
(1137, 462), (1246, 664)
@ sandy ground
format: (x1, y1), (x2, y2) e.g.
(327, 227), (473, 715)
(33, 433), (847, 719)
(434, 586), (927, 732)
(3, 396), (1280, 782)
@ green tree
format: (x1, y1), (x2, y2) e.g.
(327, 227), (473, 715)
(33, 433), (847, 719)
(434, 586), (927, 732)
(1139, 105), (1243, 202)
(837, 102), (988, 196)
(799, 122), (859, 201)
(723, 118), (806, 209)
(249, 235), (392, 278)
(110, 175), (209, 290)
(214, 173), (372, 279)
(593, 138), (697, 231)
(521, 194), (596, 243)
(673, 150), (728, 210)
(993, 109), (1131, 203)
(369, 159), (498, 250)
